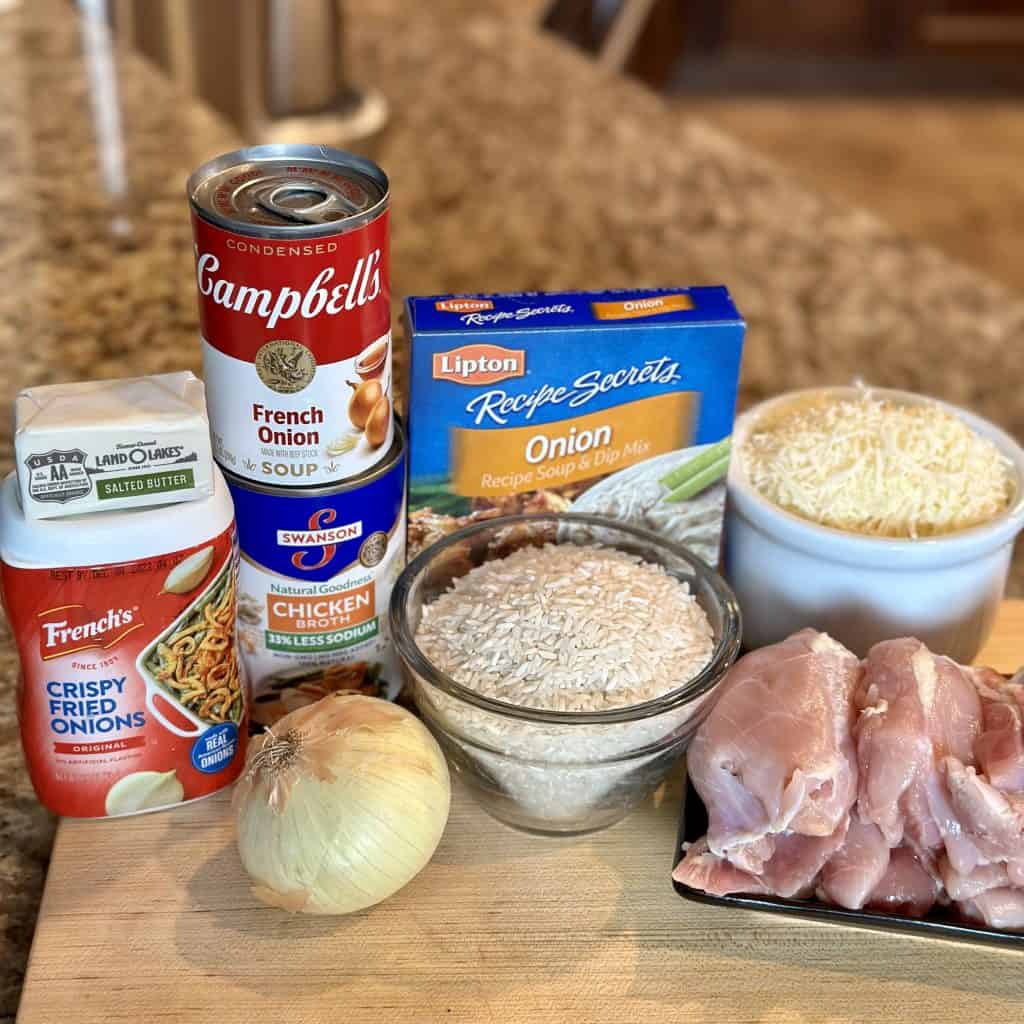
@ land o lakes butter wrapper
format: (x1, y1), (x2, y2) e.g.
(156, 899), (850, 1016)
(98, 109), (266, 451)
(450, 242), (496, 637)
(14, 372), (215, 520)
(404, 287), (745, 568)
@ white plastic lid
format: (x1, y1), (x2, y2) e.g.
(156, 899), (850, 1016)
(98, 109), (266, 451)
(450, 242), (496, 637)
(0, 466), (234, 568)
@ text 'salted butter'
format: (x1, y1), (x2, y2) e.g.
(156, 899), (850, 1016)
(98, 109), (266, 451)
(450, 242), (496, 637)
(405, 287), (745, 567)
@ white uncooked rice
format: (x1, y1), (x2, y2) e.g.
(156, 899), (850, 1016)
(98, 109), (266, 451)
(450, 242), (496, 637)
(413, 543), (717, 828)
(417, 544), (713, 711)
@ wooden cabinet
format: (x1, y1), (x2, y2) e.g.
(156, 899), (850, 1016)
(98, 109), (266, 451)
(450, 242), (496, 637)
(917, 1), (1024, 54)
(720, 0), (1024, 56)
(704, 0), (1024, 55)
(545, 0), (1024, 90)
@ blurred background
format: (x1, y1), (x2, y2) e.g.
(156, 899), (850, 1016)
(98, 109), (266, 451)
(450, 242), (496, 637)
(550, 0), (1024, 291)
(1, 1), (1024, 1018)
(102, 0), (1024, 293)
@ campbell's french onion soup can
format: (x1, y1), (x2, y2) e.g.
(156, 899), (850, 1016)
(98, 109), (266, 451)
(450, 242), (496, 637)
(188, 145), (392, 487)
(226, 423), (407, 727)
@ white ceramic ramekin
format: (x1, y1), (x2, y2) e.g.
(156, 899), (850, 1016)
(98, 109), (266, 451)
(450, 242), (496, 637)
(725, 387), (1024, 662)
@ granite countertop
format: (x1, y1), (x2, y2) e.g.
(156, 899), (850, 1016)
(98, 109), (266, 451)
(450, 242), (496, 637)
(3, 0), (1024, 1017)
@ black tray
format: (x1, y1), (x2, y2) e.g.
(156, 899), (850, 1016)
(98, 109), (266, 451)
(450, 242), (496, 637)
(672, 779), (1024, 949)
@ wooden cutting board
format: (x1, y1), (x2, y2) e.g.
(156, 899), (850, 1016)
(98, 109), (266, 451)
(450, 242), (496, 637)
(16, 603), (1024, 1024)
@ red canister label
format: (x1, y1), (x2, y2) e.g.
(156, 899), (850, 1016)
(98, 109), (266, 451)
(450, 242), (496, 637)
(192, 211), (394, 486)
(4, 526), (247, 817)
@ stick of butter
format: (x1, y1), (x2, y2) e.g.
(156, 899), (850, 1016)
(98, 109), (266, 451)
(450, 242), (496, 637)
(14, 372), (215, 519)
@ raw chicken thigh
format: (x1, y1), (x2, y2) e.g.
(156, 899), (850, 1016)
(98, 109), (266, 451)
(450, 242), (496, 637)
(817, 812), (889, 910)
(685, 629), (859, 874)
(973, 671), (1024, 791)
(674, 632), (1024, 932)
(672, 838), (768, 897)
(864, 847), (941, 918)
(939, 858), (1014, 901)
(854, 639), (981, 866)
(960, 889), (1024, 930)
(677, 629), (859, 896)
(943, 758), (1024, 869)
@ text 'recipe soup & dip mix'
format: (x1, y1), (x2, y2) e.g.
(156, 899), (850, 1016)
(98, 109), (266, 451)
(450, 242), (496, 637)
(404, 288), (746, 565)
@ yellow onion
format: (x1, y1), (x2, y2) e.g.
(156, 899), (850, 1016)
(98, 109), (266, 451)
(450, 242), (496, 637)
(233, 695), (450, 914)
(347, 379), (383, 430)
(364, 395), (391, 449)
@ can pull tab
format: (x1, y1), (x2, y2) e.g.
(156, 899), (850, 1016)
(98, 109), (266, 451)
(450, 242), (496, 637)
(254, 182), (360, 224)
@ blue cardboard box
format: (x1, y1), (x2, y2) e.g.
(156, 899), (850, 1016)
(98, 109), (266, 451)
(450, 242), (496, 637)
(404, 287), (745, 564)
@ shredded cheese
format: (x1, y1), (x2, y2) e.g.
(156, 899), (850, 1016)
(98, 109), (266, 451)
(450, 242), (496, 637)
(740, 393), (1014, 538)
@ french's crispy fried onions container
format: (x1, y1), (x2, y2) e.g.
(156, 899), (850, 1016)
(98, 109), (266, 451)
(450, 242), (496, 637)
(1, 468), (247, 818)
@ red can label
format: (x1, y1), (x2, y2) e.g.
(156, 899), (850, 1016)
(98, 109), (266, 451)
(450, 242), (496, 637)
(4, 527), (247, 817)
(193, 211), (394, 486)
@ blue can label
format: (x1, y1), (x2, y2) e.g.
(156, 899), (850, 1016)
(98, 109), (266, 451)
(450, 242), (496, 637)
(226, 440), (406, 725)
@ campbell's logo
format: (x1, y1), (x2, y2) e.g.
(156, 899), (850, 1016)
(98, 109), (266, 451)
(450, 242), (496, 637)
(434, 298), (494, 314)
(38, 604), (143, 660)
(195, 248), (382, 331)
(432, 344), (527, 386)
(279, 509), (362, 571)
(191, 210), (390, 364)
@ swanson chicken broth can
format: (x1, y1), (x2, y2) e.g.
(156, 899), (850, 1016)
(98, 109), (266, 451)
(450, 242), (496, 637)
(226, 426), (406, 728)
(189, 145), (393, 487)
(1, 469), (247, 819)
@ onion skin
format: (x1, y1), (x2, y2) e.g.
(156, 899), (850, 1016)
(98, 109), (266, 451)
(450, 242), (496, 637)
(234, 695), (451, 915)
(364, 395), (391, 449)
(348, 379), (384, 430)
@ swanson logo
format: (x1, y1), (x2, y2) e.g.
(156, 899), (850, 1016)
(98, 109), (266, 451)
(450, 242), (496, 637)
(432, 343), (526, 386)
(278, 509), (363, 571)
(38, 604), (143, 660)
(433, 298), (494, 314)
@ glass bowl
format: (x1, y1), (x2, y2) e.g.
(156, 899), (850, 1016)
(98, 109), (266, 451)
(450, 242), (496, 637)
(390, 513), (741, 835)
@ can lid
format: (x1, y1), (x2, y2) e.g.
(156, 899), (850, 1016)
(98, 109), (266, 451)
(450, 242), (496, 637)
(188, 144), (388, 238)
(1, 467), (234, 568)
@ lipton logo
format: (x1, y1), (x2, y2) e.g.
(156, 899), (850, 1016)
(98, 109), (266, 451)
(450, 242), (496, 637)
(278, 509), (363, 571)
(434, 298), (494, 314)
(432, 344), (526, 385)
(38, 604), (143, 660)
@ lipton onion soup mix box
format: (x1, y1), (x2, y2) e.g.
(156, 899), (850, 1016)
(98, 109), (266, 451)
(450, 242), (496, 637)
(404, 288), (745, 566)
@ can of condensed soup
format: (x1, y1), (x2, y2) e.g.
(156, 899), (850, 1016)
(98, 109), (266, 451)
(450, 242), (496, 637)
(226, 423), (407, 727)
(1, 468), (247, 818)
(188, 144), (392, 488)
